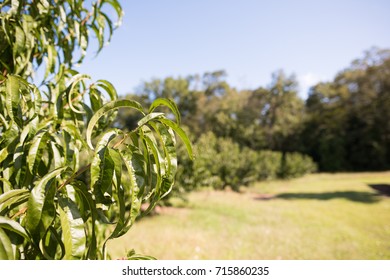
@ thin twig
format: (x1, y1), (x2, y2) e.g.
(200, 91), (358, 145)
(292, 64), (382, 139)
(11, 207), (27, 219)
(57, 163), (91, 191)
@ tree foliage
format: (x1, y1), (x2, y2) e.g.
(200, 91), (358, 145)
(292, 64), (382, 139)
(118, 47), (390, 197)
(0, 1), (192, 259)
(302, 47), (390, 171)
(118, 71), (316, 197)
(174, 132), (316, 193)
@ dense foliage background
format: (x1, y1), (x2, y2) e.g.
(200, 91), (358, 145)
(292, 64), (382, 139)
(116, 48), (390, 196)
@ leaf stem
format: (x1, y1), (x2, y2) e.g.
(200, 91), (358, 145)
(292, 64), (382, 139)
(10, 207), (27, 219)
(57, 164), (91, 190)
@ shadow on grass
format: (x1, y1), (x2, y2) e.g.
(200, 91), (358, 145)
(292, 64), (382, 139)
(254, 191), (381, 203)
(368, 184), (390, 196)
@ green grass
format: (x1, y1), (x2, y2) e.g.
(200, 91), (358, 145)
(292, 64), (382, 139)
(108, 172), (390, 259)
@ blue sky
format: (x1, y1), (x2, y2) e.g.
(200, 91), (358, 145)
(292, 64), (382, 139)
(77, 0), (390, 98)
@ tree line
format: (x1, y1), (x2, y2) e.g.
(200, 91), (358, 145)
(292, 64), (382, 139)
(117, 47), (390, 190)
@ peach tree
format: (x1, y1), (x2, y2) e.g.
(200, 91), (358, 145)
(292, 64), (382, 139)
(0, 0), (192, 259)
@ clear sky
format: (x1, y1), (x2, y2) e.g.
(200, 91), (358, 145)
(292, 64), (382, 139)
(77, 0), (390, 99)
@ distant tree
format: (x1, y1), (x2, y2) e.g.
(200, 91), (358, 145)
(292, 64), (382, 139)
(302, 82), (349, 170)
(303, 47), (390, 171)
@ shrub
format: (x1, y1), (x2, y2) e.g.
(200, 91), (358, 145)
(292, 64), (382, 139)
(174, 132), (317, 194)
(253, 150), (283, 180)
(280, 152), (318, 178)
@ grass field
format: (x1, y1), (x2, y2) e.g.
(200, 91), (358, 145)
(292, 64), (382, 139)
(108, 172), (390, 259)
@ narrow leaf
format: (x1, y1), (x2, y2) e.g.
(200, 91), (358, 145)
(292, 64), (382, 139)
(95, 79), (118, 101)
(0, 189), (29, 215)
(158, 117), (194, 160)
(39, 226), (65, 260)
(25, 167), (67, 237)
(5, 75), (21, 126)
(27, 131), (48, 174)
(137, 112), (164, 127)
(0, 189), (28, 205)
(90, 130), (118, 205)
(121, 152), (142, 227)
(0, 228), (14, 260)
(0, 216), (30, 241)
(71, 181), (97, 259)
(149, 98), (181, 124)
(86, 99), (145, 150)
(66, 74), (91, 114)
(59, 197), (86, 260)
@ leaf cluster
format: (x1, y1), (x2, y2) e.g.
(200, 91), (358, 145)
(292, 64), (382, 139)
(0, 1), (192, 260)
(175, 132), (316, 193)
(0, 0), (123, 79)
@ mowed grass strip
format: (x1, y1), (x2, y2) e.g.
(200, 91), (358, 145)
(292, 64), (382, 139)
(108, 172), (390, 259)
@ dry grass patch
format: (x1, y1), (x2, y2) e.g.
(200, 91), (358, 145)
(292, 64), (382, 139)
(108, 172), (390, 259)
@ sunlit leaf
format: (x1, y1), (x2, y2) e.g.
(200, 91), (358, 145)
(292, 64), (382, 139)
(5, 75), (22, 127)
(0, 216), (30, 241)
(66, 73), (91, 114)
(137, 112), (164, 127)
(149, 98), (181, 124)
(58, 197), (86, 260)
(0, 189), (29, 215)
(0, 228), (14, 260)
(158, 118), (194, 160)
(25, 167), (67, 238)
(86, 99), (144, 150)
(27, 131), (49, 174)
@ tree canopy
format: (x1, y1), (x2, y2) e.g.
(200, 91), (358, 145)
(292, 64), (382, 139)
(119, 47), (390, 174)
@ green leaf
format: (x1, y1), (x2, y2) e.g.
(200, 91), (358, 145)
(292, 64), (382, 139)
(140, 127), (163, 194)
(0, 228), (14, 260)
(95, 79), (118, 101)
(0, 114), (8, 129)
(137, 112), (164, 127)
(103, 0), (124, 26)
(158, 117), (194, 160)
(99, 12), (114, 42)
(61, 121), (88, 149)
(0, 216), (30, 241)
(120, 152), (142, 230)
(66, 73), (91, 114)
(71, 181), (97, 259)
(50, 141), (64, 169)
(89, 88), (104, 112)
(25, 167), (67, 238)
(102, 149), (126, 257)
(91, 24), (104, 52)
(39, 226), (65, 260)
(97, 148), (115, 204)
(14, 25), (26, 56)
(126, 249), (156, 260)
(44, 45), (57, 79)
(58, 197), (86, 260)
(90, 130), (118, 204)
(86, 99), (145, 150)
(5, 75), (22, 127)
(149, 122), (177, 198)
(40, 178), (57, 230)
(109, 148), (122, 193)
(32, 86), (42, 118)
(149, 98), (181, 124)
(0, 179), (15, 197)
(0, 189), (29, 215)
(27, 131), (49, 174)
